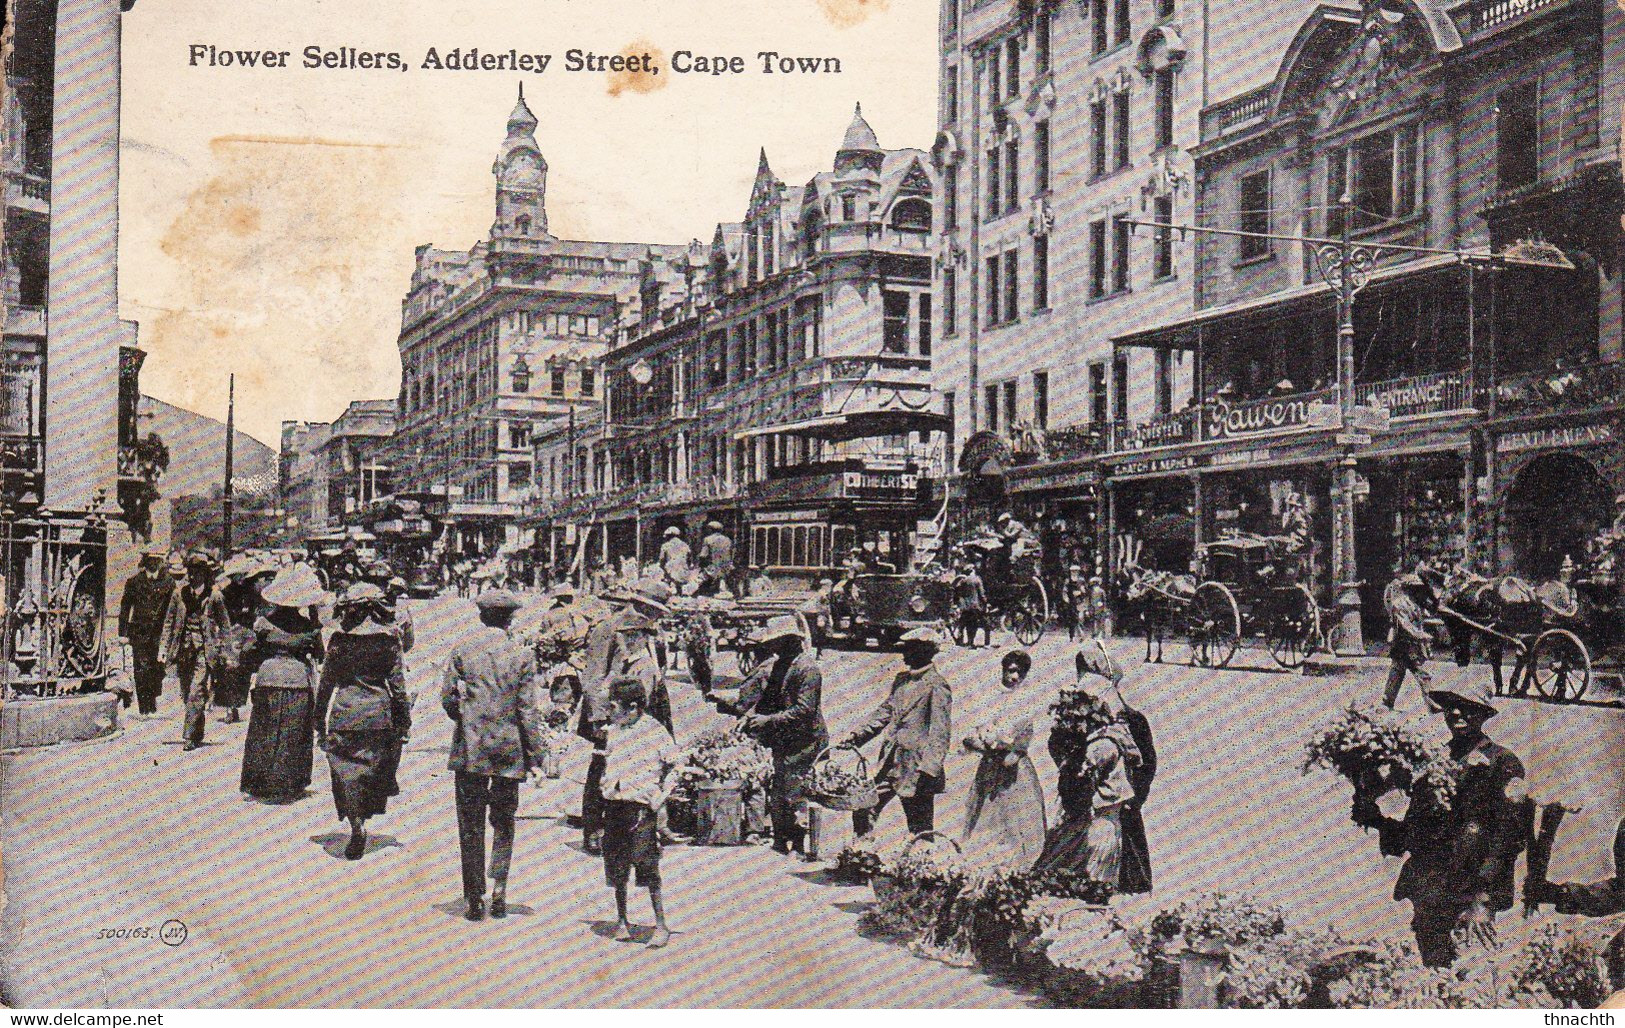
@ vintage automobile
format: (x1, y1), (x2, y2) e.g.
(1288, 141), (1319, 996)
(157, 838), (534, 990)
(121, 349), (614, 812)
(812, 572), (955, 650)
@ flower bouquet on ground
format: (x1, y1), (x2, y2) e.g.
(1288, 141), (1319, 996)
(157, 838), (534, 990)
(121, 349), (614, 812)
(1323, 937), (1561, 1008)
(863, 833), (975, 941)
(1034, 905), (1146, 1008)
(1302, 703), (1459, 814)
(1151, 891), (1290, 954)
(807, 746), (878, 812)
(831, 834), (889, 885)
(1514, 922), (1615, 1009)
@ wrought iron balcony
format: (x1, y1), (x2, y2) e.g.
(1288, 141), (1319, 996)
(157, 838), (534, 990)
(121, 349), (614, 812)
(1494, 360), (1625, 420)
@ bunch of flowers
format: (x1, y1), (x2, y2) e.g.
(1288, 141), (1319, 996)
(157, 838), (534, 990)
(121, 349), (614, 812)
(675, 728), (773, 790)
(862, 838), (975, 940)
(1302, 704), (1458, 811)
(1038, 906), (1147, 1007)
(1150, 892), (1289, 952)
(806, 751), (876, 811)
(1321, 938), (1568, 1009)
(1514, 922), (1613, 1009)
(831, 835), (891, 884)
(1049, 689), (1118, 758)
(1222, 943), (1311, 1009)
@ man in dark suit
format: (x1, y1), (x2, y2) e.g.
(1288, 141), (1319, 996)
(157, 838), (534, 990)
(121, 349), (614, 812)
(740, 616), (828, 856)
(119, 550), (175, 716)
(842, 627), (952, 837)
(442, 589), (545, 921)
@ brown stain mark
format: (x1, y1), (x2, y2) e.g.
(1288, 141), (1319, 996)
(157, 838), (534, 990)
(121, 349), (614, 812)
(149, 135), (413, 426)
(606, 40), (667, 98)
(816, 0), (889, 29)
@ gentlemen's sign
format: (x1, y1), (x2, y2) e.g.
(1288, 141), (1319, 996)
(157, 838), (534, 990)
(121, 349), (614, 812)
(1496, 422), (1616, 453)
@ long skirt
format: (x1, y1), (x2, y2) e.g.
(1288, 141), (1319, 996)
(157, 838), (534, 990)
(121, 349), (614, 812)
(1034, 806), (1123, 888)
(962, 752), (1047, 870)
(240, 688), (314, 799)
(326, 728), (401, 821)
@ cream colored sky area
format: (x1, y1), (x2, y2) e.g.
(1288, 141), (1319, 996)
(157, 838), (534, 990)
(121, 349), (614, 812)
(117, 0), (937, 444)
(116, 0), (1298, 445)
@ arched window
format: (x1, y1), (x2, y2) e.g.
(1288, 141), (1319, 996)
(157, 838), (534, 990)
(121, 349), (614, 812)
(515, 214), (532, 235)
(890, 197), (932, 230)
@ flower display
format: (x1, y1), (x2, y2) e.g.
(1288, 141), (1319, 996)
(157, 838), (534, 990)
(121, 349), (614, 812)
(1515, 922), (1613, 1009)
(1302, 704), (1458, 810)
(1150, 892), (1288, 951)
(675, 728), (773, 789)
(807, 750), (877, 811)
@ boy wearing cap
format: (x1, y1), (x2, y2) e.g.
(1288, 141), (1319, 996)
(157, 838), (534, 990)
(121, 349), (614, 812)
(842, 628), (953, 837)
(119, 551), (176, 716)
(598, 676), (679, 948)
(1354, 680), (1529, 967)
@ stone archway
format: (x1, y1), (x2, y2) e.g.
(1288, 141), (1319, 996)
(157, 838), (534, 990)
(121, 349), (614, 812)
(1503, 452), (1612, 579)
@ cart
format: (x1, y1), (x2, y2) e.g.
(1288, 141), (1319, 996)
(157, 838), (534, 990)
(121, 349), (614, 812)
(668, 595), (814, 676)
(1180, 536), (1323, 669)
(1439, 572), (1594, 702)
(957, 535), (1050, 645)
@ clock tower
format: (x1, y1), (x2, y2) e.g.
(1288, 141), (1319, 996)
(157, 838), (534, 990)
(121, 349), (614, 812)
(491, 84), (549, 240)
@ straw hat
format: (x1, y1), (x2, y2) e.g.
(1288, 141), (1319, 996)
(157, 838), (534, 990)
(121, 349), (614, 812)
(260, 564), (331, 608)
(749, 614), (803, 645)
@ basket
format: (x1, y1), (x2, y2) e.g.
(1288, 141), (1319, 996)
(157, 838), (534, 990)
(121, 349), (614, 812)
(869, 832), (965, 937)
(808, 746), (880, 812)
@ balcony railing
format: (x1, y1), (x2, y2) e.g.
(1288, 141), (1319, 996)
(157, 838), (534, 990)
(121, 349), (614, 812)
(1460, 0), (1562, 34)
(1201, 86), (1271, 141)
(1494, 360), (1625, 420)
(1353, 369), (1473, 420)
(1111, 408), (1200, 451)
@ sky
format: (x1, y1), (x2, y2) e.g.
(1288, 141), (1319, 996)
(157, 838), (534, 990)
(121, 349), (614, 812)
(115, 0), (1306, 446)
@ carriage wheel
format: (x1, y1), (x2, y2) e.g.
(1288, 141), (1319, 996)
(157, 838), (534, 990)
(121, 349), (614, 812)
(1265, 584), (1321, 670)
(1185, 582), (1240, 669)
(1004, 577), (1049, 646)
(1528, 629), (1591, 702)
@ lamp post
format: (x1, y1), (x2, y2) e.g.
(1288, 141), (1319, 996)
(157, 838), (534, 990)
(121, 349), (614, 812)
(1315, 193), (1376, 656)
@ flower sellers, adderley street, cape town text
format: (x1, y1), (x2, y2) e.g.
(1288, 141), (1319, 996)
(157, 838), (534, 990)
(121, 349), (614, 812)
(185, 44), (843, 76)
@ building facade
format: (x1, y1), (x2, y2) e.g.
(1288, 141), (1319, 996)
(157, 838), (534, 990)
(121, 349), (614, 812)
(1, 0), (144, 702)
(1104, 0), (1624, 641)
(386, 89), (687, 558)
(529, 106), (940, 582)
(934, 0), (1209, 586)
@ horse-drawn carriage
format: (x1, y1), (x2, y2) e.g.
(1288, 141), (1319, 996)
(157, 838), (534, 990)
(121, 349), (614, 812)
(1435, 569), (1599, 702)
(954, 533), (1050, 645)
(1121, 534), (1322, 669)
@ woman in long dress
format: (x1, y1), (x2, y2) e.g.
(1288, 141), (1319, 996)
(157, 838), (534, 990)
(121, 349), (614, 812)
(961, 650), (1047, 869)
(1032, 683), (1141, 891)
(316, 582), (411, 860)
(240, 566), (328, 800)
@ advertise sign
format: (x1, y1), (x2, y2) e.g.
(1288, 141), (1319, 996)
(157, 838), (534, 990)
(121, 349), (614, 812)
(1114, 454), (1199, 478)
(1207, 388), (1339, 440)
(1496, 422), (1616, 453)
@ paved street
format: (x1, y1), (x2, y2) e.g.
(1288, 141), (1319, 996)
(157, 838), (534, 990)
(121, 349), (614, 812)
(3, 593), (1622, 1007)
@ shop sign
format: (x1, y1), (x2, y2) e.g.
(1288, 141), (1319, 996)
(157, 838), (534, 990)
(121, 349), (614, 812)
(1011, 467), (1100, 493)
(1496, 422), (1616, 454)
(1115, 454), (1199, 478)
(754, 508), (823, 523)
(844, 471), (918, 493)
(1207, 388), (1339, 440)
(1209, 448), (1273, 468)
(1119, 410), (1198, 449)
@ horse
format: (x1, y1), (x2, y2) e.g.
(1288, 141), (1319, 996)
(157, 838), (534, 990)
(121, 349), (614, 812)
(1119, 563), (1197, 664)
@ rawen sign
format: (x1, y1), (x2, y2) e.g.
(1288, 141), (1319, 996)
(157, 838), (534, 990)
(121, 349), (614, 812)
(1207, 388), (1339, 440)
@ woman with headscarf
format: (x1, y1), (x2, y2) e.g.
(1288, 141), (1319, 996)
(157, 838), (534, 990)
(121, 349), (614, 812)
(960, 649), (1047, 869)
(316, 582), (411, 860)
(1074, 640), (1156, 894)
(1033, 653), (1143, 893)
(239, 564), (328, 802)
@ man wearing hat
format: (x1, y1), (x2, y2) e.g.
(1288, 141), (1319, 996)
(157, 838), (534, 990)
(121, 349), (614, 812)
(442, 589), (546, 921)
(657, 526), (692, 592)
(840, 627), (953, 838)
(1060, 564), (1089, 641)
(159, 553), (230, 749)
(739, 615), (828, 855)
(119, 550), (177, 716)
(1355, 679), (1529, 967)
(696, 521), (734, 597)
(1382, 562), (1439, 709)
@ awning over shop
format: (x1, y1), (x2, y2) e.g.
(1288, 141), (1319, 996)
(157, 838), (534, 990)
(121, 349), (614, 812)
(733, 408), (947, 442)
(1113, 253), (1466, 350)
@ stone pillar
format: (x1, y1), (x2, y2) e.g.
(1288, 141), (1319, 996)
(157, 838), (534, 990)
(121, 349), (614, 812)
(45, 0), (122, 512)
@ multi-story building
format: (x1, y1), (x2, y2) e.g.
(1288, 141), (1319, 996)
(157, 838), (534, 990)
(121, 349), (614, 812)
(0, 0), (144, 714)
(387, 89), (687, 558)
(1105, 0), (1624, 642)
(312, 399), (395, 532)
(527, 107), (940, 582)
(279, 419), (331, 539)
(934, 0), (1211, 584)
